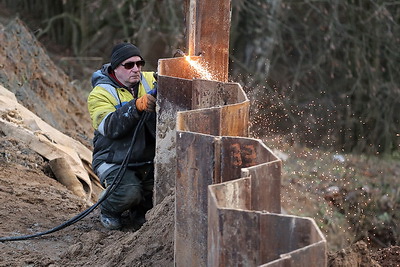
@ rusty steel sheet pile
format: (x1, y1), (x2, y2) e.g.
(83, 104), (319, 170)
(154, 0), (327, 266)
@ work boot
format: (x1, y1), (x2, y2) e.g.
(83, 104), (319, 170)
(129, 208), (146, 229)
(100, 212), (122, 230)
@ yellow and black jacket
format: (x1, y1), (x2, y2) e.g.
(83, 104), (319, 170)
(87, 63), (156, 179)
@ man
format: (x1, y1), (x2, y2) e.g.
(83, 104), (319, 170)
(87, 43), (157, 230)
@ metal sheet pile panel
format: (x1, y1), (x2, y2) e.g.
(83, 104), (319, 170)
(184, 0), (231, 82)
(158, 57), (203, 80)
(242, 161), (282, 213)
(176, 132), (216, 266)
(210, 209), (262, 266)
(219, 137), (279, 183)
(155, 76), (249, 204)
(177, 101), (250, 138)
(191, 80), (246, 108)
(208, 189), (327, 266)
(208, 177), (252, 211)
(157, 74), (327, 266)
(177, 107), (222, 136)
(155, 75), (194, 204)
(156, 0), (327, 265)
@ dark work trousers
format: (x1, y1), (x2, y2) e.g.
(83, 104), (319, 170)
(100, 164), (154, 217)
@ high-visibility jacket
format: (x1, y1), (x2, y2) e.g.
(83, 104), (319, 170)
(87, 63), (156, 179)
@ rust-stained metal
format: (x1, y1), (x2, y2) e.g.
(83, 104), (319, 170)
(158, 56), (203, 80)
(153, 75), (193, 204)
(177, 102), (250, 137)
(184, 0), (231, 81)
(185, 0), (197, 57)
(154, 77), (250, 203)
(155, 0), (327, 266)
(208, 200), (327, 266)
(175, 132), (216, 266)
(242, 160), (282, 213)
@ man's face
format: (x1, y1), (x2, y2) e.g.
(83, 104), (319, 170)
(114, 56), (143, 87)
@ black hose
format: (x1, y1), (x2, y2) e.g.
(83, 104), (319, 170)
(0, 112), (149, 242)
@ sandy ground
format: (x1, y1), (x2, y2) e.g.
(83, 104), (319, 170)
(0, 136), (174, 267)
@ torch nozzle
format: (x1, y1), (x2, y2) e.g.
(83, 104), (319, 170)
(173, 49), (186, 57)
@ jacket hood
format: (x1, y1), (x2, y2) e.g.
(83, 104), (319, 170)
(91, 63), (121, 88)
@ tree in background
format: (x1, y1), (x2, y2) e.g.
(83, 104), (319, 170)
(4, 0), (400, 155)
(231, 0), (400, 155)
(3, 0), (184, 69)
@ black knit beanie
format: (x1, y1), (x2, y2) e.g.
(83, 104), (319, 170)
(110, 43), (143, 70)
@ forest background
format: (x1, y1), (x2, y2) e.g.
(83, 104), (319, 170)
(4, 0), (399, 156)
(2, 0), (400, 253)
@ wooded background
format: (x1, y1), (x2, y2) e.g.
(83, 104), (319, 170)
(4, 0), (399, 156)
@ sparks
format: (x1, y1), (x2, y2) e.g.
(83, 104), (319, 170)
(185, 56), (214, 80)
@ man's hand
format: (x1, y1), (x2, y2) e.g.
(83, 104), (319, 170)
(135, 94), (156, 112)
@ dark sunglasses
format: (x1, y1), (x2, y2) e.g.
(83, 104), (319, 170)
(121, 60), (145, 69)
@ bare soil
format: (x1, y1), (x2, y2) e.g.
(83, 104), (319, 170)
(0, 5), (399, 267)
(1, 137), (399, 267)
(0, 137), (174, 267)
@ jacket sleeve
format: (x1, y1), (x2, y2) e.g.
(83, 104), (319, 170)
(88, 86), (141, 139)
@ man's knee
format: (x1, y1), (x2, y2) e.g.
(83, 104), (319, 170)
(124, 184), (143, 206)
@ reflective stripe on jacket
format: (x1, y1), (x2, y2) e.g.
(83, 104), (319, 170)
(87, 64), (156, 176)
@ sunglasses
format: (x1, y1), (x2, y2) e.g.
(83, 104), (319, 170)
(121, 60), (145, 69)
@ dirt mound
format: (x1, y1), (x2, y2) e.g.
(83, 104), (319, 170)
(328, 240), (400, 267)
(328, 241), (380, 267)
(0, 136), (174, 267)
(59, 194), (174, 267)
(371, 246), (400, 267)
(0, 16), (175, 267)
(0, 18), (93, 148)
